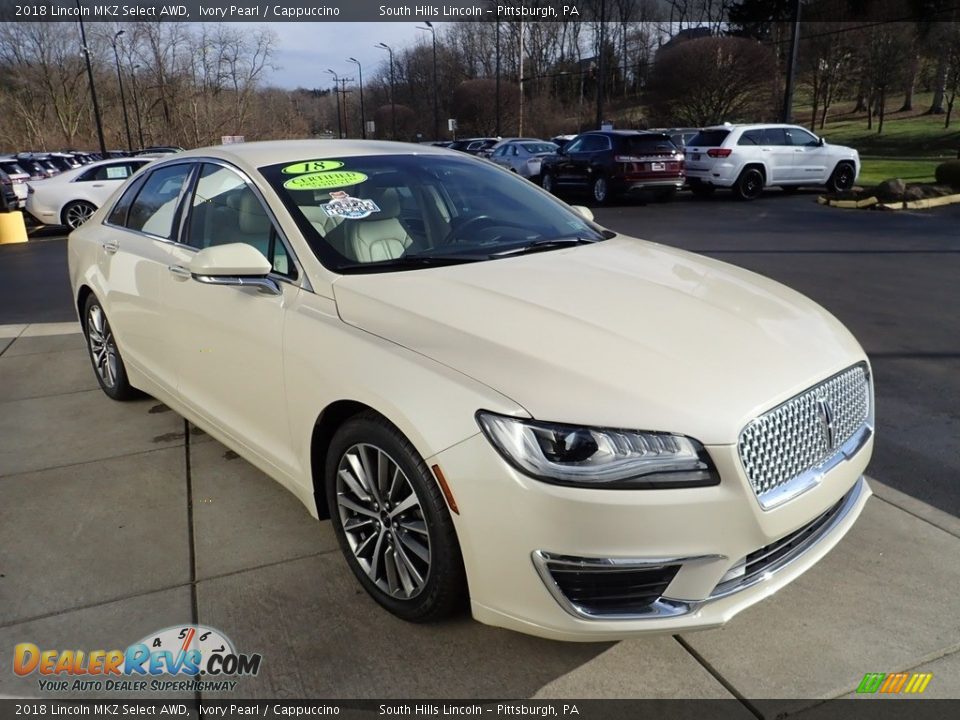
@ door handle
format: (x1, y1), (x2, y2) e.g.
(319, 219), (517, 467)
(102, 240), (119, 255)
(91, 183), (104, 188)
(167, 265), (192, 280)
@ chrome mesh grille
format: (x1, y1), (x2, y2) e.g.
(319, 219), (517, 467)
(739, 364), (870, 503)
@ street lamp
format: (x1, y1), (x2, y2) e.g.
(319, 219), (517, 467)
(111, 30), (133, 153)
(325, 69), (342, 139)
(76, 0), (106, 155)
(417, 22), (439, 141)
(130, 64), (145, 148)
(376, 42), (396, 140)
(347, 57), (366, 139)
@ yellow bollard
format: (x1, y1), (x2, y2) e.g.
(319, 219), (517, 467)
(0, 211), (29, 244)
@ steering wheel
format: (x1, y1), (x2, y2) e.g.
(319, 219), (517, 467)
(438, 215), (497, 246)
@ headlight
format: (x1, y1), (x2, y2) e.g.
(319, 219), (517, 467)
(476, 411), (719, 489)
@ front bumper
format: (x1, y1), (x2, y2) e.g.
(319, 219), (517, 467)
(432, 431), (872, 641)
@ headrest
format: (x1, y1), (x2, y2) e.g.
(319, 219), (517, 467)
(365, 187), (401, 220)
(238, 192), (271, 235)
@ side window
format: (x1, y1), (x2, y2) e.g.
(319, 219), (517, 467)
(738, 130), (762, 146)
(186, 163), (294, 278)
(564, 137), (584, 153)
(76, 167), (99, 182)
(491, 146), (506, 157)
(787, 128), (819, 147)
(126, 164), (193, 238)
(761, 128), (788, 146)
(106, 173), (148, 227)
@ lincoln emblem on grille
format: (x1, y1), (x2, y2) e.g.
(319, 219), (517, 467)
(816, 396), (836, 451)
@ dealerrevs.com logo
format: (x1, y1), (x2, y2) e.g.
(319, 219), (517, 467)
(13, 625), (262, 693)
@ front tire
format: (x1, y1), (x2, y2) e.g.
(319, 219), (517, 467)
(63, 200), (97, 230)
(826, 162), (856, 193)
(541, 171), (557, 194)
(733, 167), (765, 201)
(326, 412), (467, 622)
(83, 294), (138, 401)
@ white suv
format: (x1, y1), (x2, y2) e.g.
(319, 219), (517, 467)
(685, 124), (860, 200)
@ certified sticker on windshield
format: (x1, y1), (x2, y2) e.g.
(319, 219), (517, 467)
(282, 160), (345, 174)
(321, 191), (380, 220)
(283, 170), (367, 190)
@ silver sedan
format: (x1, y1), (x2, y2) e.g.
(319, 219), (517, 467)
(489, 140), (559, 182)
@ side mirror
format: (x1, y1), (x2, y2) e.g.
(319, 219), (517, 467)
(818, 137), (825, 146)
(188, 243), (280, 296)
(571, 205), (594, 222)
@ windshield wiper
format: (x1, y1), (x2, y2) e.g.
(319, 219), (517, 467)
(336, 253), (489, 273)
(490, 236), (601, 258)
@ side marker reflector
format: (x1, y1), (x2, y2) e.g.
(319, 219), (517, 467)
(431, 464), (459, 515)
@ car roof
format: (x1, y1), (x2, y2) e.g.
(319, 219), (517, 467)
(698, 123), (807, 131)
(168, 139), (455, 174)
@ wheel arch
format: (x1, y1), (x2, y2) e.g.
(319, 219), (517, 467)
(60, 199), (97, 227)
(76, 284), (94, 328)
(741, 162), (768, 184)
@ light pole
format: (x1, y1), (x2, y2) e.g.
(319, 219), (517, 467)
(130, 64), (145, 148)
(111, 30), (133, 153)
(417, 22), (439, 141)
(347, 57), (366, 139)
(376, 42), (396, 140)
(325, 69), (342, 138)
(596, 0), (606, 129)
(495, 20), (501, 136)
(76, 1), (106, 155)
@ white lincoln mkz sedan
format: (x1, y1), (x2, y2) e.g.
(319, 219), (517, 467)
(68, 140), (874, 640)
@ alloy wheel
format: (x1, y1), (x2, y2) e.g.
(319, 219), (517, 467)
(335, 443), (431, 599)
(65, 202), (95, 229)
(86, 304), (118, 389)
(592, 176), (608, 203)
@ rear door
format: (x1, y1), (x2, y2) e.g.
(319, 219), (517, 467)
(760, 128), (795, 183)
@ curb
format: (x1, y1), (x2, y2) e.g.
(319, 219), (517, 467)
(818, 192), (960, 210)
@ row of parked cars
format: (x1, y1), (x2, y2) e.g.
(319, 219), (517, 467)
(444, 123), (861, 205)
(0, 146), (182, 227)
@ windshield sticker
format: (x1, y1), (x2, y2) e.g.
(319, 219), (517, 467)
(283, 170), (367, 190)
(321, 191), (380, 220)
(281, 160), (345, 174)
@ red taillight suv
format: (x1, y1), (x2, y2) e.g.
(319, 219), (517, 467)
(540, 130), (685, 205)
(685, 124), (860, 200)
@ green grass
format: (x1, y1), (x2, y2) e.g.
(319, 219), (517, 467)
(857, 158), (939, 186)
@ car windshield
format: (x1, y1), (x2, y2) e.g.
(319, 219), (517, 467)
(259, 153), (608, 273)
(521, 143), (558, 154)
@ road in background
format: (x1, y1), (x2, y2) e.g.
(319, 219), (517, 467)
(3, 193), (957, 515)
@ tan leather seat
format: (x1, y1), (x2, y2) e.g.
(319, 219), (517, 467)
(346, 188), (412, 263)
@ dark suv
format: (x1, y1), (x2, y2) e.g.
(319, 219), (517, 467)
(540, 130), (685, 204)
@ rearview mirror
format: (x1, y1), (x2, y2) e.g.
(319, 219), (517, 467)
(571, 205), (594, 222)
(188, 243), (280, 296)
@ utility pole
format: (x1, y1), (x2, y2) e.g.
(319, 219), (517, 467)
(111, 30), (133, 152)
(595, 0), (606, 129)
(376, 43), (396, 140)
(131, 65), (145, 148)
(418, 23), (439, 141)
(782, 0), (802, 123)
(77, 1), (106, 155)
(347, 57), (366, 139)
(519, 21), (525, 136)
(337, 77), (353, 138)
(495, 20), (501, 136)
(325, 70), (342, 138)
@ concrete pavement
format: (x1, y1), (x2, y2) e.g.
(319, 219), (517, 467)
(1, 323), (957, 708)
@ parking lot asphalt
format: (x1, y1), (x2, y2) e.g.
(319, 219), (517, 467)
(1, 193), (958, 705)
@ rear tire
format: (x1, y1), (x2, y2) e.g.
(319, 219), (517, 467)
(733, 167), (765, 201)
(82, 294), (138, 401)
(325, 411), (467, 623)
(62, 200), (97, 230)
(826, 162), (856, 193)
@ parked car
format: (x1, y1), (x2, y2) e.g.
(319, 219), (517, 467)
(0, 169), (20, 212)
(26, 157), (152, 229)
(69, 140), (873, 640)
(684, 124), (860, 200)
(135, 146), (184, 156)
(489, 139), (559, 181)
(540, 130), (685, 204)
(550, 134), (577, 150)
(0, 159), (31, 209)
(47, 152), (82, 173)
(651, 127), (701, 148)
(16, 153), (59, 179)
(449, 137), (499, 155)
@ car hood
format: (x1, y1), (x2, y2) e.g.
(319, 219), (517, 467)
(333, 237), (866, 445)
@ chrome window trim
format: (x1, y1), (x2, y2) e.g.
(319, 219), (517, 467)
(103, 156), (312, 293)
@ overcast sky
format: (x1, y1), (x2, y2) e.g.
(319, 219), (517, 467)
(262, 23), (434, 89)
